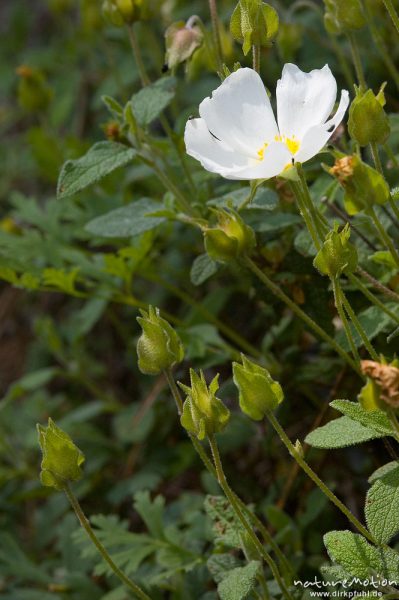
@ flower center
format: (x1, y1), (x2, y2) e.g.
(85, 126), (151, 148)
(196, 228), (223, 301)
(257, 143), (268, 160)
(274, 134), (301, 155)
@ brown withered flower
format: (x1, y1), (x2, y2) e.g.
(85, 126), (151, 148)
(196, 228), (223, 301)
(330, 155), (354, 184)
(361, 360), (399, 407)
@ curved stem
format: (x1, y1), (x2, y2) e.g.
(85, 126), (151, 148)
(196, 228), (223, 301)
(383, 0), (399, 36)
(208, 0), (223, 71)
(357, 267), (399, 303)
(332, 279), (361, 364)
(290, 180), (322, 251)
(338, 280), (380, 361)
(127, 24), (150, 87)
(164, 370), (294, 583)
(348, 31), (366, 91)
(208, 435), (293, 600)
(242, 256), (362, 376)
(265, 411), (376, 544)
(64, 484), (150, 600)
(367, 206), (399, 269)
(349, 273), (399, 327)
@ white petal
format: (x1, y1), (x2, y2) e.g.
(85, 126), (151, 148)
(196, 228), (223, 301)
(276, 64), (337, 140)
(199, 68), (279, 158)
(231, 142), (292, 180)
(184, 118), (250, 177)
(295, 90), (350, 164)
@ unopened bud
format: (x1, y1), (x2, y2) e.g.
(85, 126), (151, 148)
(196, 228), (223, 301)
(232, 354), (284, 420)
(329, 154), (390, 214)
(37, 418), (85, 490)
(165, 17), (203, 70)
(136, 306), (184, 375)
(16, 65), (53, 113)
(348, 85), (390, 147)
(178, 370), (230, 440)
(230, 0), (279, 56)
(313, 223), (358, 278)
(323, 0), (365, 34)
(203, 208), (256, 262)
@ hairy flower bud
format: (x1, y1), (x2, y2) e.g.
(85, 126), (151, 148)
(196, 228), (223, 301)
(203, 208), (256, 262)
(230, 0), (279, 55)
(136, 306), (184, 375)
(164, 17), (203, 70)
(329, 154), (390, 215)
(233, 355), (284, 420)
(37, 418), (85, 490)
(313, 224), (358, 278)
(16, 65), (53, 113)
(323, 0), (365, 34)
(348, 86), (390, 147)
(178, 370), (230, 439)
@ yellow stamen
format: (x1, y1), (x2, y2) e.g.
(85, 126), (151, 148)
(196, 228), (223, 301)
(285, 136), (300, 155)
(257, 142), (268, 161)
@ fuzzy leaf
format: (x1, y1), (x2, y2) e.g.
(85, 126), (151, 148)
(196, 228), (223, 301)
(204, 495), (245, 548)
(368, 461), (399, 484)
(85, 198), (165, 238)
(324, 530), (399, 580)
(330, 399), (394, 437)
(131, 77), (176, 126)
(190, 254), (219, 286)
(217, 561), (260, 600)
(305, 416), (384, 448)
(365, 464), (399, 543)
(57, 142), (136, 199)
(207, 554), (241, 584)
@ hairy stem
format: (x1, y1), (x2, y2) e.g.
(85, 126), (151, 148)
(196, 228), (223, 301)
(265, 411), (376, 544)
(332, 279), (361, 364)
(208, 0), (223, 71)
(383, 0), (399, 36)
(64, 484), (150, 600)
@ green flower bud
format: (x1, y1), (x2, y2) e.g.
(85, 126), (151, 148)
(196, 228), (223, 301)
(329, 154), (390, 215)
(102, 0), (125, 26)
(204, 208), (256, 262)
(313, 223), (358, 278)
(102, 0), (156, 25)
(164, 17), (203, 71)
(136, 306), (184, 375)
(37, 418), (85, 490)
(230, 0), (279, 56)
(232, 355), (284, 420)
(16, 66), (53, 113)
(178, 370), (230, 440)
(357, 378), (384, 412)
(323, 0), (365, 34)
(348, 86), (390, 147)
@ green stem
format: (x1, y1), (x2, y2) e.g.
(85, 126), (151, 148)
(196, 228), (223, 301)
(238, 180), (261, 211)
(252, 44), (261, 73)
(164, 371), (294, 583)
(348, 32), (366, 91)
(357, 266), (399, 302)
(367, 206), (399, 268)
(338, 281), (380, 361)
(290, 180), (322, 251)
(383, 0), (399, 36)
(127, 24), (150, 87)
(349, 273), (399, 327)
(332, 279), (361, 364)
(370, 142), (399, 224)
(265, 411), (376, 544)
(64, 484), (150, 600)
(242, 256), (362, 376)
(298, 166), (329, 236)
(208, 0), (223, 71)
(208, 435), (293, 600)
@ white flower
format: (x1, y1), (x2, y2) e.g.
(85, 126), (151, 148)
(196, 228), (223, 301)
(184, 64), (349, 180)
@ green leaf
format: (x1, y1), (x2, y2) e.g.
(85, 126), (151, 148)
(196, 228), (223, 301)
(204, 495), (245, 548)
(207, 554), (242, 584)
(190, 254), (219, 286)
(131, 77), (176, 127)
(368, 461), (399, 484)
(335, 303), (399, 350)
(85, 198), (165, 238)
(217, 561), (260, 600)
(365, 464), (399, 543)
(133, 491), (165, 539)
(330, 399), (394, 437)
(57, 142), (136, 199)
(324, 530), (399, 580)
(102, 95), (124, 118)
(305, 416), (385, 449)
